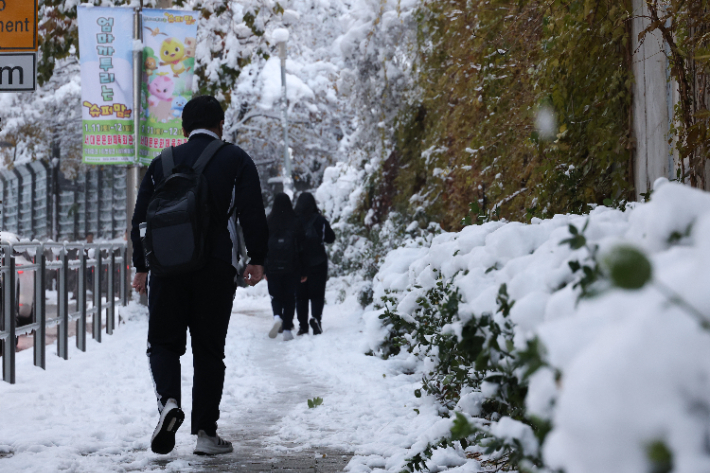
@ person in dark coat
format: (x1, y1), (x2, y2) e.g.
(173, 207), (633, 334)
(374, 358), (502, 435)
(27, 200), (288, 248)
(294, 192), (335, 335)
(131, 96), (268, 456)
(265, 193), (308, 341)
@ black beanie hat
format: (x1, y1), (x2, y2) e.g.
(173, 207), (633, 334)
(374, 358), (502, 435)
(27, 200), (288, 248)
(182, 95), (225, 133)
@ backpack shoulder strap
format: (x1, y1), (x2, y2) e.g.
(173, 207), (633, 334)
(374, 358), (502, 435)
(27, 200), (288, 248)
(161, 147), (175, 177)
(193, 139), (227, 175)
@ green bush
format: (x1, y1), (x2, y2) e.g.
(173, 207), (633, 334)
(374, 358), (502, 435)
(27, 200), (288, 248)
(378, 275), (549, 469)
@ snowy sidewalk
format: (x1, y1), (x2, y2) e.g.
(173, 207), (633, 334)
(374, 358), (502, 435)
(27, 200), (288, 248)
(0, 280), (437, 473)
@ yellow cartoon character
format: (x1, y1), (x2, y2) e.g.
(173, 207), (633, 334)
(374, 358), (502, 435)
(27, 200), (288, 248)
(159, 37), (191, 77)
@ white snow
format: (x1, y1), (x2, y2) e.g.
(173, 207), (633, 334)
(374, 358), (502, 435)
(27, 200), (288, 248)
(0, 282), (453, 473)
(257, 57), (316, 112)
(359, 181), (710, 473)
(272, 28), (290, 43)
(2, 176), (710, 473)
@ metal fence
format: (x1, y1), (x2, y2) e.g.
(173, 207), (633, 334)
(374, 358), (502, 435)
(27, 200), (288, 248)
(0, 241), (128, 384)
(0, 162), (127, 241)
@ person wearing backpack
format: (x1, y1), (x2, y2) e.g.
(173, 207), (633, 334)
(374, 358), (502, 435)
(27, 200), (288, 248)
(294, 192), (335, 335)
(265, 193), (308, 341)
(130, 96), (268, 457)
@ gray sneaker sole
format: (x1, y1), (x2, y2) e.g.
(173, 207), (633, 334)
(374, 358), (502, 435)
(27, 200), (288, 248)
(194, 443), (234, 455)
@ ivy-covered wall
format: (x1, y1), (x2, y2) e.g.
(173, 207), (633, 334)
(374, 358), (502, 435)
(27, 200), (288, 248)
(371, 0), (635, 230)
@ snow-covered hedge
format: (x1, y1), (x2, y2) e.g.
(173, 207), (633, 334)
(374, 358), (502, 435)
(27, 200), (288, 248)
(317, 161), (442, 288)
(361, 181), (710, 473)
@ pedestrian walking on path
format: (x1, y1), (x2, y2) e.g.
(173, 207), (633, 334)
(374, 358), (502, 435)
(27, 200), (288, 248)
(130, 96), (269, 456)
(266, 193), (308, 341)
(294, 192), (335, 335)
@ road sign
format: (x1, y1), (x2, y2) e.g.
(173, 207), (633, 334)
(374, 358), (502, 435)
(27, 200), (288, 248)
(0, 0), (38, 51)
(0, 53), (36, 92)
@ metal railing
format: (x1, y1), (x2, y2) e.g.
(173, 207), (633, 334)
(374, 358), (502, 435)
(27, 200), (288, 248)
(0, 241), (128, 384)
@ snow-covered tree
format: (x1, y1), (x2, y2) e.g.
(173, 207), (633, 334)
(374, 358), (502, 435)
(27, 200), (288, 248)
(0, 56), (82, 176)
(2, 0), (355, 194)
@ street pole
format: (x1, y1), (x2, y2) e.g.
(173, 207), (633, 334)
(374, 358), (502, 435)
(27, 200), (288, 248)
(125, 0), (171, 305)
(51, 140), (60, 242)
(277, 37), (293, 198)
(126, 8), (143, 301)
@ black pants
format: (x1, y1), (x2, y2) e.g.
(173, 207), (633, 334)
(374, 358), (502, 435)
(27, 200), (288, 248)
(297, 262), (327, 329)
(267, 273), (299, 331)
(147, 258), (236, 436)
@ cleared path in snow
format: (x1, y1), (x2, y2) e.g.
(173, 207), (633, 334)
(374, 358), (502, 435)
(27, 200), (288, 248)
(185, 308), (351, 473)
(0, 282), (432, 473)
(0, 292), (354, 472)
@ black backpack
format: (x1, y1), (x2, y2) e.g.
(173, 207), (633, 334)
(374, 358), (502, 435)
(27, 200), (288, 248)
(267, 229), (298, 274)
(143, 140), (227, 277)
(304, 214), (327, 266)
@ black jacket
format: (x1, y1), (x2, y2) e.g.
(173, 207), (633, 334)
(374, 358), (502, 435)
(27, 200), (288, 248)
(131, 134), (269, 272)
(300, 213), (335, 266)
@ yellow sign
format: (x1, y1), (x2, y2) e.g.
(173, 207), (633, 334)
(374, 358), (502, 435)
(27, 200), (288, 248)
(0, 0), (38, 51)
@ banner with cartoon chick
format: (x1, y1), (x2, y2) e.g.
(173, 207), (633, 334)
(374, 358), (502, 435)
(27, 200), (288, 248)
(78, 6), (136, 165)
(138, 9), (197, 165)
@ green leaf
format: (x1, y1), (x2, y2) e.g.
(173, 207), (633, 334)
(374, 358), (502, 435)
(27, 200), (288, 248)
(450, 412), (474, 440)
(647, 440), (673, 473)
(560, 234), (586, 250)
(602, 245), (653, 290)
(307, 397), (323, 408)
(475, 350), (489, 372)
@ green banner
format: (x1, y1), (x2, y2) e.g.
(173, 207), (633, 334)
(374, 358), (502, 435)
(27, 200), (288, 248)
(138, 9), (198, 165)
(82, 120), (135, 163)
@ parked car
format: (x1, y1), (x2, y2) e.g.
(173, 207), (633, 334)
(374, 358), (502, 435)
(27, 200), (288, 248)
(0, 232), (36, 327)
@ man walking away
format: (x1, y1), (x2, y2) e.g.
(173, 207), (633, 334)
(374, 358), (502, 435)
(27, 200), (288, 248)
(131, 96), (268, 456)
(265, 193), (308, 341)
(294, 192), (335, 335)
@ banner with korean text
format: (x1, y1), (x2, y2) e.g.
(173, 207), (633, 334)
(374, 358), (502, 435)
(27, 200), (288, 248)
(78, 6), (135, 164)
(138, 9), (198, 165)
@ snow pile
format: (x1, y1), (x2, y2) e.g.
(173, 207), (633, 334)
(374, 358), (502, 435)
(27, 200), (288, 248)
(272, 28), (290, 43)
(362, 181), (710, 473)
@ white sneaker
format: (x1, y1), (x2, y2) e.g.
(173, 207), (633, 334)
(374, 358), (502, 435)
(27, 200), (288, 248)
(194, 430), (234, 455)
(269, 316), (283, 339)
(151, 398), (184, 454)
(283, 330), (294, 341)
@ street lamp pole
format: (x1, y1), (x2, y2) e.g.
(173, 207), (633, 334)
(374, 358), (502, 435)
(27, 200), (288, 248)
(277, 34), (293, 198)
(126, 6), (142, 297)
